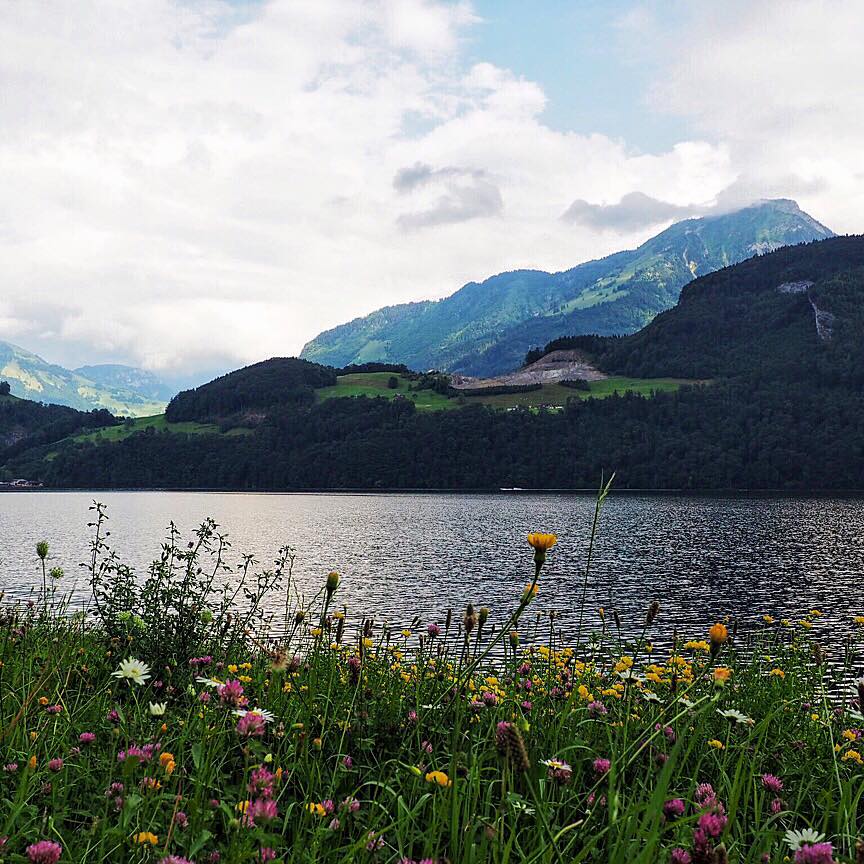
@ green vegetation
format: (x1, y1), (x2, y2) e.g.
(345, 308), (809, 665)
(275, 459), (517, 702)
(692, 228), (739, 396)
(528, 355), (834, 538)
(316, 373), (688, 412)
(68, 414), (254, 444)
(301, 200), (833, 377)
(2, 507), (863, 863)
(316, 373), (456, 410)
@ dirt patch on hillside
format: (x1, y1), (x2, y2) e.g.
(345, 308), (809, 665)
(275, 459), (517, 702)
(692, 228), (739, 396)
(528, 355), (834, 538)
(450, 350), (607, 389)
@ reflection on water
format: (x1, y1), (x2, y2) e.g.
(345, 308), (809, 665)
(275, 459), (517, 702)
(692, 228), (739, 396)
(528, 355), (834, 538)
(0, 491), (862, 666)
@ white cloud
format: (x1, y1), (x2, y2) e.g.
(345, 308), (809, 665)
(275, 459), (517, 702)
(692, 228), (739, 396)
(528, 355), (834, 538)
(0, 1), (737, 373)
(639, 0), (864, 233)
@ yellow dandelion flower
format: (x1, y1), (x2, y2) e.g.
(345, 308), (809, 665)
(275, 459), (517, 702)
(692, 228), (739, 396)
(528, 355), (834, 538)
(425, 770), (452, 788)
(709, 623), (728, 644)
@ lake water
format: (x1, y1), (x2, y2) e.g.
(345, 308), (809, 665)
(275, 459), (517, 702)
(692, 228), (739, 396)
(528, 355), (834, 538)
(0, 491), (862, 663)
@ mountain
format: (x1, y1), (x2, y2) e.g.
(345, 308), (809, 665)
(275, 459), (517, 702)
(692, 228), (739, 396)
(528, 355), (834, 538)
(301, 199), (833, 376)
(7, 235), (864, 492)
(0, 341), (169, 417)
(74, 364), (175, 403)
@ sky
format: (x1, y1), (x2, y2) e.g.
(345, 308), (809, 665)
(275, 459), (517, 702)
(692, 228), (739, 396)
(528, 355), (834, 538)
(0, 0), (861, 377)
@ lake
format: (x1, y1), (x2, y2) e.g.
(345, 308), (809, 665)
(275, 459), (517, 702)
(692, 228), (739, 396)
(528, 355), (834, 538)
(1, 491), (862, 660)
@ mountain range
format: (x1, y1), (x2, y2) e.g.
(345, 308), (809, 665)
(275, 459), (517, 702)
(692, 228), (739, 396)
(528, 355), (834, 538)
(300, 199), (833, 376)
(3, 232), (864, 490)
(0, 341), (171, 417)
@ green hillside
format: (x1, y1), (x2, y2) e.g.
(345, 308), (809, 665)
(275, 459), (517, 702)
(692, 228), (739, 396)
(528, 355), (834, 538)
(300, 200), (833, 376)
(0, 342), (169, 416)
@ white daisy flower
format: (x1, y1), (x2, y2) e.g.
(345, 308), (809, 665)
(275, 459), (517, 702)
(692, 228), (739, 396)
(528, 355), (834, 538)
(195, 676), (223, 689)
(718, 708), (754, 726)
(784, 828), (825, 851)
(111, 657), (151, 686)
(233, 707), (275, 723)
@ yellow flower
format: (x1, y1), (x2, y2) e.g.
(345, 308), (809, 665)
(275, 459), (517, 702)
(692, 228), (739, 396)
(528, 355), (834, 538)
(362, 638), (374, 649)
(708, 739), (724, 750)
(762, 615), (775, 623)
(684, 640), (710, 652)
(770, 668), (785, 678)
(842, 729), (858, 742)
(132, 832), (159, 845)
(811, 713), (820, 722)
(709, 623), (728, 644)
(227, 664), (238, 674)
(853, 615), (864, 626)
(810, 609), (823, 616)
(310, 628), (323, 638)
(236, 800), (250, 813)
(841, 750), (862, 765)
(799, 620), (812, 629)
(425, 770), (452, 788)
(527, 532), (557, 551)
(28, 755), (37, 770)
(306, 802), (327, 817)
(713, 667), (732, 683)
(38, 696), (49, 706)
(521, 583), (539, 601)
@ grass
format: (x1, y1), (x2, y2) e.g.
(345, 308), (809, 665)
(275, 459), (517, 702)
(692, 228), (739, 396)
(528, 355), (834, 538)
(316, 373), (457, 410)
(316, 373), (694, 413)
(69, 414), (253, 445)
(1, 503), (862, 864)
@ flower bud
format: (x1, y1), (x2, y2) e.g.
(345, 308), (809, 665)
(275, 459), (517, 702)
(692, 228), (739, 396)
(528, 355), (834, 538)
(326, 571), (340, 596)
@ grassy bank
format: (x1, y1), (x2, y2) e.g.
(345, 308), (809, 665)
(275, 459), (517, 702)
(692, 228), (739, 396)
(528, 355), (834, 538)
(0, 506), (862, 863)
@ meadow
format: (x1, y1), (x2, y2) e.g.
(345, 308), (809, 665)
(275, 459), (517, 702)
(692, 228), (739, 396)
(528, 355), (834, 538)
(1, 495), (862, 864)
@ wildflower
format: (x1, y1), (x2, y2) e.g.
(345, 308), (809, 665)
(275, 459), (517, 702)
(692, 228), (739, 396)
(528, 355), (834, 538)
(713, 667), (732, 684)
(785, 829), (826, 851)
(325, 571), (340, 596)
(149, 702), (167, 716)
(763, 615), (775, 623)
(770, 668), (786, 678)
(841, 750), (862, 765)
(48, 758), (63, 772)
(218, 679), (246, 707)
(45, 704), (62, 715)
(307, 802), (327, 817)
(36, 541), (49, 560)
(26, 841), (63, 864)
(670, 850), (692, 864)
(593, 757), (611, 776)
(521, 583), (539, 602)
(426, 623), (441, 637)
(365, 831), (384, 852)
(425, 770), (452, 788)
(761, 773), (784, 793)
(771, 797), (784, 814)
(112, 657), (152, 686)
(28, 755), (37, 770)
(160, 857), (194, 864)
(663, 798), (686, 820)
(79, 732), (96, 744)
(718, 708), (752, 725)
(249, 798), (279, 824)
(708, 739), (724, 750)
(237, 712), (267, 738)
(132, 832), (159, 845)
(234, 707), (275, 722)
(794, 844), (835, 864)
(540, 758), (572, 784)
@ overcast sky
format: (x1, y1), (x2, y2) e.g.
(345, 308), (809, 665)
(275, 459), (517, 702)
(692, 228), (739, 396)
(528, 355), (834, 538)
(0, 0), (860, 375)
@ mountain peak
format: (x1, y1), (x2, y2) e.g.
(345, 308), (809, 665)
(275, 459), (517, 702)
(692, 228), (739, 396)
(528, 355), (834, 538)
(300, 200), (834, 376)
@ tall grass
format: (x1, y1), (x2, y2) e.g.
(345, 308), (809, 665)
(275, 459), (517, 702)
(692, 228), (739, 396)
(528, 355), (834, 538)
(0, 499), (862, 864)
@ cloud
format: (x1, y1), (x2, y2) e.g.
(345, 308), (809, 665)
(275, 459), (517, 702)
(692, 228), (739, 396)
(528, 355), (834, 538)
(633, 0), (864, 233)
(394, 162), (503, 228)
(0, 1), (738, 374)
(561, 191), (695, 231)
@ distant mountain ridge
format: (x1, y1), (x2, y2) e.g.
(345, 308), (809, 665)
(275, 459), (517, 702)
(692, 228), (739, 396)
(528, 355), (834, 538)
(0, 342), (169, 416)
(301, 199), (833, 376)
